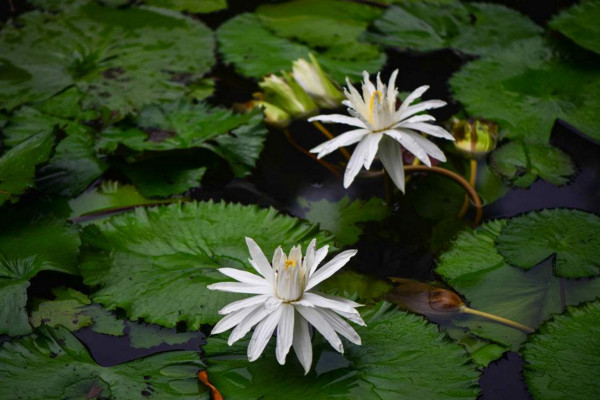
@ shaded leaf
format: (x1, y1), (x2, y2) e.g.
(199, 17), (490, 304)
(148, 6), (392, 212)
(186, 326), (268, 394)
(496, 209), (600, 278)
(80, 201), (333, 328)
(550, 1), (600, 55)
(146, 0), (227, 13)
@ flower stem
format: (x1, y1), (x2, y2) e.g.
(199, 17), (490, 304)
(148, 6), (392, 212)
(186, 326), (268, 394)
(404, 165), (483, 227)
(284, 128), (341, 178)
(404, 158), (421, 184)
(198, 371), (224, 400)
(458, 159), (478, 218)
(461, 306), (535, 334)
(383, 170), (394, 205)
(311, 121), (351, 160)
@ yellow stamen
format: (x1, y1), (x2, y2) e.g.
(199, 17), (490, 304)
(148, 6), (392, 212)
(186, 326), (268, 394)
(369, 90), (383, 123)
(285, 259), (296, 269)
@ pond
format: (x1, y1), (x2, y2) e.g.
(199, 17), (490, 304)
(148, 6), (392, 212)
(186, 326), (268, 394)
(1, 1), (599, 399)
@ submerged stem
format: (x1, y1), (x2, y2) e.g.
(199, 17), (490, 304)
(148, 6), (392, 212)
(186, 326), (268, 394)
(404, 165), (483, 227)
(383, 170), (394, 205)
(458, 159), (478, 218)
(311, 121), (352, 160)
(198, 371), (224, 400)
(461, 306), (535, 334)
(284, 129), (341, 178)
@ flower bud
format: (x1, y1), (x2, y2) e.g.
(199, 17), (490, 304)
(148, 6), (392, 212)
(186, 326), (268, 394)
(292, 53), (344, 109)
(259, 72), (318, 118)
(452, 118), (498, 159)
(385, 278), (464, 318)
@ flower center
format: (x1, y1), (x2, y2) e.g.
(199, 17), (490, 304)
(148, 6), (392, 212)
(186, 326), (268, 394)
(369, 90), (383, 124)
(285, 259), (296, 269)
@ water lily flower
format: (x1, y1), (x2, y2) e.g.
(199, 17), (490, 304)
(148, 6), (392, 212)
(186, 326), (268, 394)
(292, 53), (344, 109)
(452, 118), (498, 159)
(308, 71), (455, 192)
(259, 72), (318, 118)
(208, 237), (364, 374)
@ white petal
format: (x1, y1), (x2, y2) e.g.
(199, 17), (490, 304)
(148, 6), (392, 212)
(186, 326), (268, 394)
(330, 308), (366, 326)
(378, 135), (406, 192)
(248, 306), (282, 362)
(272, 246), (285, 272)
(320, 309), (362, 345)
(310, 129), (369, 159)
(395, 122), (454, 141)
(296, 306), (343, 354)
(396, 85), (429, 117)
(343, 133), (382, 188)
(386, 69), (399, 111)
(401, 114), (436, 124)
(301, 292), (360, 315)
(305, 250), (357, 291)
(207, 282), (270, 294)
(219, 294), (269, 315)
(405, 132), (446, 162)
(309, 245), (329, 276)
(384, 129), (431, 167)
(228, 303), (279, 345)
(302, 239), (317, 271)
(217, 268), (266, 285)
(211, 304), (261, 335)
(398, 100), (446, 121)
(308, 114), (367, 129)
(245, 237), (273, 283)
(292, 312), (313, 374)
(317, 292), (362, 308)
(276, 304), (295, 365)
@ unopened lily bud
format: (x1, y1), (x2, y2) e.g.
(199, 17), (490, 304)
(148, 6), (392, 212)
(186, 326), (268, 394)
(292, 53), (344, 109)
(259, 72), (318, 118)
(256, 101), (291, 128)
(385, 278), (464, 318)
(452, 118), (498, 159)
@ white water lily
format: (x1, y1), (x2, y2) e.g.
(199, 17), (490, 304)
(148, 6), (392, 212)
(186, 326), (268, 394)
(308, 70), (454, 191)
(207, 237), (364, 374)
(292, 53), (344, 109)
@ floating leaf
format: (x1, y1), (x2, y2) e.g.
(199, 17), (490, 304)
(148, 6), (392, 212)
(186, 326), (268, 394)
(490, 141), (575, 188)
(366, 2), (541, 56)
(79, 201), (333, 328)
(99, 101), (267, 178)
(0, 213), (80, 336)
(549, 1), (600, 55)
(120, 160), (207, 198)
(436, 219), (600, 350)
(0, 3), (215, 115)
(217, 1), (385, 82)
(522, 300), (600, 400)
(205, 302), (479, 400)
(496, 209), (600, 278)
(317, 270), (393, 301)
(0, 130), (55, 206)
(146, 0), (227, 13)
(297, 196), (390, 246)
(0, 326), (208, 399)
(450, 37), (600, 143)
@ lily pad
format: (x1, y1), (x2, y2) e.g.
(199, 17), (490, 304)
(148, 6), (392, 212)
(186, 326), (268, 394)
(0, 3), (215, 115)
(296, 196), (390, 246)
(99, 101), (267, 178)
(436, 219), (600, 351)
(79, 201), (333, 328)
(0, 130), (56, 206)
(146, 0), (227, 13)
(549, 1), (600, 55)
(366, 2), (541, 56)
(496, 209), (600, 278)
(217, 2), (386, 82)
(0, 326), (208, 399)
(490, 141), (575, 188)
(522, 300), (600, 400)
(450, 37), (600, 143)
(205, 302), (479, 400)
(0, 213), (80, 336)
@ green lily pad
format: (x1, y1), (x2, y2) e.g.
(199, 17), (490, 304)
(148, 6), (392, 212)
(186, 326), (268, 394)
(366, 2), (541, 56)
(316, 270), (393, 301)
(205, 302), (479, 400)
(146, 0), (227, 13)
(490, 141), (575, 188)
(496, 209), (600, 278)
(0, 326), (208, 399)
(296, 196), (390, 246)
(0, 213), (80, 336)
(0, 130), (56, 206)
(450, 37), (600, 143)
(99, 101), (267, 178)
(0, 3), (215, 115)
(549, 1), (600, 55)
(79, 201), (333, 329)
(436, 219), (600, 351)
(217, 2), (386, 82)
(522, 300), (600, 400)
(120, 160), (207, 198)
